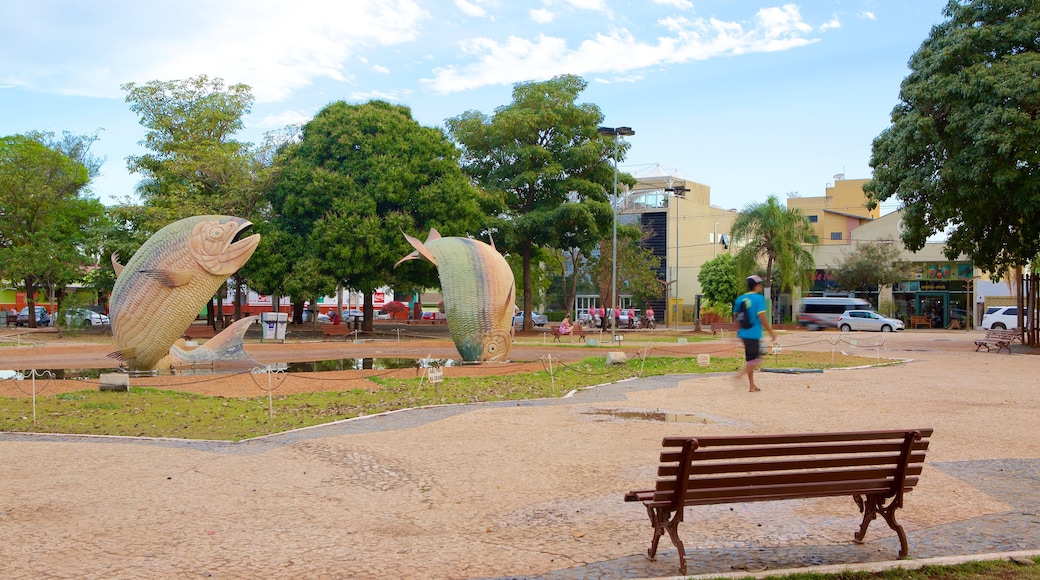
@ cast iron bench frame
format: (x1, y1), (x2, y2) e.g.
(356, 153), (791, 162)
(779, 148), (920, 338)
(624, 428), (932, 575)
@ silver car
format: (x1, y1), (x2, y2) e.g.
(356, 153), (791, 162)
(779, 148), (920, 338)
(837, 310), (904, 332)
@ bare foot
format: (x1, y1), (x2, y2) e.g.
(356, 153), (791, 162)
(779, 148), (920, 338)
(749, 387), (761, 392)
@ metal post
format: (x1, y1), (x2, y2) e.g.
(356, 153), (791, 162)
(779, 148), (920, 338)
(597, 126), (634, 344)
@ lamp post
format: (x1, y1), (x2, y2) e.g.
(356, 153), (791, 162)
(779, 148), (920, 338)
(597, 125), (634, 345)
(665, 185), (689, 329)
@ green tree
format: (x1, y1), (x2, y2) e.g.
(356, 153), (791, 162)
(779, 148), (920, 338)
(698, 253), (742, 307)
(864, 0), (1040, 278)
(268, 100), (492, 330)
(730, 195), (816, 302)
(590, 230), (663, 310)
(829, 241), (913, 294)
(447, 74), (623, 330)
(122, 75), (280, 320)
(0, 134), (106, 327)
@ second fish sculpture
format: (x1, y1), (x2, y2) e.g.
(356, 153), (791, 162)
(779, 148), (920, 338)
(395, 229), (515, 362)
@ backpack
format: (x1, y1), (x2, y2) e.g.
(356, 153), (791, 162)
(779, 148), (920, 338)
(736, 296), (754, 330)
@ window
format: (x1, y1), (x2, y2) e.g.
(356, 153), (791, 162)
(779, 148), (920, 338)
(830, 232), (843, 240)
(808, 215), (818, 223)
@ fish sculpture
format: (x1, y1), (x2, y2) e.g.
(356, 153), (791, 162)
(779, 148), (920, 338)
(395, 229), (515, 362)
(109, 215), (261, 371)
(168, 315), (262, 370)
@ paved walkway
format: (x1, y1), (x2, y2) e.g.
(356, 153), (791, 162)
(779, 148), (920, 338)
(2, 332), (1039, 578)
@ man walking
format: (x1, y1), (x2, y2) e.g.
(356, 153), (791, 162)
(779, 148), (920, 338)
(733, 275), (777, 392)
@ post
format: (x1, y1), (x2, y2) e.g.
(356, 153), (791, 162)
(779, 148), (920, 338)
(597, 126), (634, 345)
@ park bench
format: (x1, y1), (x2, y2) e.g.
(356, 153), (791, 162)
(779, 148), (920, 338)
(711, 322), (738, 338)
(182, 325), (216, 340)
(909, 315), (931, 329)
(551, 324), (587, 343)
(321, 324), (355, 341)
(624, 428), (932, 575)
(973, 329), (1019, 354)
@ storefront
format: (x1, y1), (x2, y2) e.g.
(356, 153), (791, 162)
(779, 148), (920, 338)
(892, 262), (973, 329)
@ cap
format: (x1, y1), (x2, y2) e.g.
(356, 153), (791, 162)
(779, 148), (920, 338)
(747, 274), (763, 290)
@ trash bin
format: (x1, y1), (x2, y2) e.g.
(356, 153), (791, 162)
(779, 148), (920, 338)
(261, 312), (288, 342)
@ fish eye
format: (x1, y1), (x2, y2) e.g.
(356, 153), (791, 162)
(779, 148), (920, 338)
(210, 228), (225, 239)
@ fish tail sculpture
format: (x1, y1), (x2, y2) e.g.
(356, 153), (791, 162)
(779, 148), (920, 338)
(167, 315), (262, 370)
(395, 229), (515, 362)
(108, 216), (260, 371)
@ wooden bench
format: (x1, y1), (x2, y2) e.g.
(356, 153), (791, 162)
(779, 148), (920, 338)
(182, 325), (216, 340)
(624, 428), (932, 575)
(551, 324), (587, 342)
(711, 322), (738, 338)
(974, 329), (1019, 354)
(909, 315), (931, 329)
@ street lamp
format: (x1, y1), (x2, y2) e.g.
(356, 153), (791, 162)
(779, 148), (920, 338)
(665, 184), (689, 329)
(597, 125), (634, 345)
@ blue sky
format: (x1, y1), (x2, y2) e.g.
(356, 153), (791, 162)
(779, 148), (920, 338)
(1, 0), (948, 213)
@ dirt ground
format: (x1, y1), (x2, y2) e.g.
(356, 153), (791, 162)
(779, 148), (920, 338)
(1, 328), (1038, 579)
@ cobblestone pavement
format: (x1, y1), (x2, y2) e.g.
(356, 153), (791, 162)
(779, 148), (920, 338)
(2, 335), (1039, 579)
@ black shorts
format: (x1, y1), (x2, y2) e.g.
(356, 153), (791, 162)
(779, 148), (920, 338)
(742, 338), (761, 362)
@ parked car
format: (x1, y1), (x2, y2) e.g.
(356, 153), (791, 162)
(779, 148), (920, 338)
(981, 306), (1024, 330)
(65, 307), (111, 327)
(375, 310), (391, 320)
(837, 310), (904, 332)
(421, 311), (446, 321)
(301, 309), (330, 323)
(618, 308), (641, 328)
(513, 311), (548, 327)
(15, 306), (52, 327)
(798, 297), (871, 330)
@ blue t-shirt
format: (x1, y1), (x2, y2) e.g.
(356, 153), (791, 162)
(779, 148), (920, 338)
(733, 292), (766, 340)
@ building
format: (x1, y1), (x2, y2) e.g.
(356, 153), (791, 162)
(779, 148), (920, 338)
(787, 178), (879, 244)
(621, 164), (737, 326)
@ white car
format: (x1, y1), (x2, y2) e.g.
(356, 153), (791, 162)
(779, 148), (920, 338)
(65, 308), (110, 326)
(837, 310), (904, 332)
(981, 306), (1024, 330)
(513, 311), (548, 327)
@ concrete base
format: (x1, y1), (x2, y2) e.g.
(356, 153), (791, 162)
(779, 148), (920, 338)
(605, 351), (627, 365)
(98, 373), (129, 392)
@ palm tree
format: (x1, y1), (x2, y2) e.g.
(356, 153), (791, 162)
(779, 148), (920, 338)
(730, 195), (817, 302)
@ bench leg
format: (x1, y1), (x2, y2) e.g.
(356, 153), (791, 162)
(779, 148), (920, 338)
(854, 494), (909, 559)
(645, 506), (687, 575)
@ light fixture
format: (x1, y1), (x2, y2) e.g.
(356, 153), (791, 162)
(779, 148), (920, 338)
(597, 126), (635, 344)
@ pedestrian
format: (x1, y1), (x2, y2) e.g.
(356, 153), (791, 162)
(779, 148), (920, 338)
(645, 307), (655, 329)
(733, 275), (777, 392)
(626, 306), (636, 329)
(598, 306), (606, 330)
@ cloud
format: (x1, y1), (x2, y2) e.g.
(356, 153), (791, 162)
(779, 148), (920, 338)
(347, 88), (414, 102)
(0, 0), (428, 102)
(652, 0), (693, 8)
(251, 109), (315, 130)
(372, 65), (391, 74)
(819, 16), (840, 31)
(424, 4), (819, 94)
(859, 11), (876, 20)
(530, 8), (554, 23)
(455, 0), (487, 17)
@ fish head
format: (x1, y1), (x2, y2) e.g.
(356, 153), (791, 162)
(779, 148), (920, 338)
(189, 216), (261, 276)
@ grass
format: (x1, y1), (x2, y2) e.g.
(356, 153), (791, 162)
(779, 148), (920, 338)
(0, 351), (879, 441)
(738, 557), (1040, 580)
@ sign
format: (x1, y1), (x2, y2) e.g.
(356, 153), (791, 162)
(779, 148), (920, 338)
(427, 367), (444, 383)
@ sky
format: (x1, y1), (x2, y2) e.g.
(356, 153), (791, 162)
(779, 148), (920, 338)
(0, 0), (950, 214)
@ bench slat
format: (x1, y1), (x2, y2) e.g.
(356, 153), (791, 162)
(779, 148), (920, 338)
(654, 466), (923, 494)
(658, 452), (927, 477)
(660, 440), (929, 463)
(662, 429), (932, 448)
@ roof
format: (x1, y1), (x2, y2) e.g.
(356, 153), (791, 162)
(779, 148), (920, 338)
(822, 209), (874, 221)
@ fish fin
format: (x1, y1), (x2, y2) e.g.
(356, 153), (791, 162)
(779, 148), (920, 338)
(426, 228), (441, 242)
(141, 269), (196, 287)
(487, 232), (497, 250)
(396, 231), (438, 267)
(171, 316), (260, 365)
(504, 285), (515, 316)
(111, 253), (124, 278)
(108, 347), (136, 362)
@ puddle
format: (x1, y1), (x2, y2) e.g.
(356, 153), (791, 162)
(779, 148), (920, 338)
(584, 408), (716, 424)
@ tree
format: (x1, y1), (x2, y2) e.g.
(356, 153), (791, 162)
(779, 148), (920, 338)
(122, 75), (279, 321)
(268, 100), (493, 330)
(590, 229), (663, 310)
(730, 195), (816, 302)
(698, 253), (742, 308)
(447, 74), (623, 330)
(829, 241), (913, 295)
(0, 134), (106, 327)
(864, 0), (1040, 278)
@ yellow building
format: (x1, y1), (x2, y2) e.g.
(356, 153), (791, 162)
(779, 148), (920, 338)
(786, 177), (879, 244)
(622, 164), (737, 326)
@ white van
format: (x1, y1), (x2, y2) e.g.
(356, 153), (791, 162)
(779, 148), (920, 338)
(798, 297), (871, 330)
